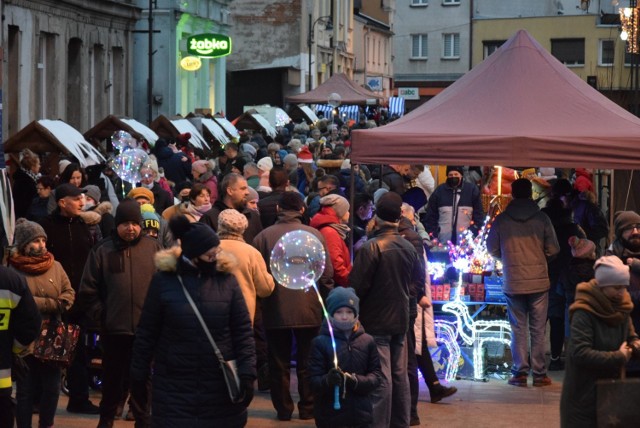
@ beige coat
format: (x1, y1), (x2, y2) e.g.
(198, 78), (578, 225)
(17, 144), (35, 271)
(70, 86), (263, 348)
(219, 238), (275, 324)
(13, 260), (75, 316)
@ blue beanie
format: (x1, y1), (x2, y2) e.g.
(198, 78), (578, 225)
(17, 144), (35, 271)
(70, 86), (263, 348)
(326, 287), (359, 317)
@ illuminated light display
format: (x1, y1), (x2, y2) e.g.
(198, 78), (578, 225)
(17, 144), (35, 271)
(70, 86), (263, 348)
(187, 33), (232, 58)
(180, 56), (202, 71)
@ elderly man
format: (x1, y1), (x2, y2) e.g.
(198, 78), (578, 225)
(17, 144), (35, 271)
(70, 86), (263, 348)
(200, 173), (262, 243)
(79, 199), (162, 428)
(8, 218), (75, 428)
(487, 179), (560, 387)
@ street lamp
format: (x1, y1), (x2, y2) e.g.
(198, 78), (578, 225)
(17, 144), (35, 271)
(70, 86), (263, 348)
(621, 1), (640, 114)
(308, 15), (333, 91)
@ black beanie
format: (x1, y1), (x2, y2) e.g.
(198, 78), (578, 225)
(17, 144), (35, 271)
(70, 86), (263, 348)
(115, 198), (143, 226)
(446, 166), (464, 176)
(376, 192), (402, 222)
(169, 215), (220, 259)
(511, 178), (532, 199)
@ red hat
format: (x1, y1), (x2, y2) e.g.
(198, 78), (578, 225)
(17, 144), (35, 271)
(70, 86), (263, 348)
(297, 146), (314, 164)
(176, 133), (191, 145)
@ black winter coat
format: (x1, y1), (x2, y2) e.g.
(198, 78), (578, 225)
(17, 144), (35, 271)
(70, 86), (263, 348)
(308, 320), (382, 428)
(200, 199), (263, 244)
(350, 224), (422, 336)
(130, 248), (256, 427)
(12, 168), (38, 219)
(156, 145), (192, 185)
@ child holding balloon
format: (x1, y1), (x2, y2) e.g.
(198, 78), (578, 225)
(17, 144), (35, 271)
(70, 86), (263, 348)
(308, 287), (383, 428)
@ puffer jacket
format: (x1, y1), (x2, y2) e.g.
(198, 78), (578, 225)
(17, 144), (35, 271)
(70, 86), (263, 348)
(422, 181), (485, 244)
(155, 144), (192, 185)
(308, 320), (382, 428)
(130, 247), (256, 427)
(0, 267), (41, 395)
(252, 210), (335, 329)
(78, 233), (162, 334)
(350, 223), (422, 336)
(310, 207), (352, 287)
(486, 198), (560, 295)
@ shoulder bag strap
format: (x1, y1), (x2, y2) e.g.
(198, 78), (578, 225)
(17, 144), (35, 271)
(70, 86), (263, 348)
(177, 274), (226, 365)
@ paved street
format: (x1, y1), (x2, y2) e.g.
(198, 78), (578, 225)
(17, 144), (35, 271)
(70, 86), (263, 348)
(24, 369), (563, 428)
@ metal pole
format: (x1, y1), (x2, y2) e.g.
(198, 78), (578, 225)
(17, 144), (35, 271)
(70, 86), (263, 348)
(308, 14), (312, 92)
(148, 0), (153, 124)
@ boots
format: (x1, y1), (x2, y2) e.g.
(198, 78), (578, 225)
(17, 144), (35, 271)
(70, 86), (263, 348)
(429, 383), (458, 403)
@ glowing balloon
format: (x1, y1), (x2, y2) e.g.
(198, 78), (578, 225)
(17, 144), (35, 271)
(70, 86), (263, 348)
(270, 230), (326, 290)
(112, 148), (149, 184)
(112, 130), (133, 152)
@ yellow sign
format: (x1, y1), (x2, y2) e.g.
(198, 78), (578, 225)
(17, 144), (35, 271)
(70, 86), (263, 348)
(180, 56), (202, 71)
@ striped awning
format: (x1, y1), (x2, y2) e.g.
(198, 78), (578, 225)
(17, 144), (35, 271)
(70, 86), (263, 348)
(388, 97), (406, 117)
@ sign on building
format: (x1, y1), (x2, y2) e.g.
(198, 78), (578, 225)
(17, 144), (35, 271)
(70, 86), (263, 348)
(397, 87), (420, 100)
(187, 34), (232, 58)
(366, 76), (382, 91)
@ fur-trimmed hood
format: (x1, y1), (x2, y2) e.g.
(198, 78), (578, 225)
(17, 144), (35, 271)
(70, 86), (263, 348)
(154, 245), (237, 273)
(79, 201), (113, 225)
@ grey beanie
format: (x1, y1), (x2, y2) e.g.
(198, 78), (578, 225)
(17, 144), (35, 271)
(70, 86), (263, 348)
(14, 218), (47, 252)
(83, 185), (102, 204)
(320, 194), (350, 219)
(326, 287), (359, 317)
(594, 256), (630, 288)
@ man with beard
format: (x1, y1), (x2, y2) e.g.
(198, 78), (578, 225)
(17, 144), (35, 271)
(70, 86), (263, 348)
(78, 199), (162, 428)
(200, 173), (263, 243)
(607, 211), (640, 339)
(421, 166), (484, 245)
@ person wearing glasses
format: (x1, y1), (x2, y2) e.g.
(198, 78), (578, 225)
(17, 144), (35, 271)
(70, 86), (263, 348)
(307, 174), (342, 218)
(27, 176), (56, 223)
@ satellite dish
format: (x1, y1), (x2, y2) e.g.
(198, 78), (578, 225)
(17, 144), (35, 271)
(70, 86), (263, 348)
(328, 93), (342, 108)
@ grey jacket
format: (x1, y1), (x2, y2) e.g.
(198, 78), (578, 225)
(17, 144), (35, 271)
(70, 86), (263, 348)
(486, 198), (560, 294)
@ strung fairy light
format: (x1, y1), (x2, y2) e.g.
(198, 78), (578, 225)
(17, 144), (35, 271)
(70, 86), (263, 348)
(433, 319), (461, 382)
(428, 262), (446, 281)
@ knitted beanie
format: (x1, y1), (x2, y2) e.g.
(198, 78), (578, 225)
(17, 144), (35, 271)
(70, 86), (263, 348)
(614, 211), (640, 239)
(218, 209), (248, 238)
(326, 287), (359, 317)
(247, 187), (259, 203)
(257, 157), (273, 172)
(568, 236), (596, 260)
(594, 256), (630, 288)
(446, 166), (464, 176)
(14, 218), (47, 252)
(128, 187), (155, 204)
(115, 199), (143, 226)
(320, 194), (350, 219)
(140, 204), (160, 232)
(83, 185), (102, 204)
(169, 215), (220, 259)
(375, 192), (402, 223)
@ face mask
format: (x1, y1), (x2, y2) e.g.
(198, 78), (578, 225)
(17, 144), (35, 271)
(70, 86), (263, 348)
(83, 201), (96, 211)
(446, 177), (461, 187)
(331, 317), (357, 332)
(196, 259), (218, 276)
(142, 182), (154, 189)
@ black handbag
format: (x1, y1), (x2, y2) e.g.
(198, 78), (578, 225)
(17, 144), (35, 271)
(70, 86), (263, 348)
(177, 275), (244, 404)
(596, 368), (640, 427)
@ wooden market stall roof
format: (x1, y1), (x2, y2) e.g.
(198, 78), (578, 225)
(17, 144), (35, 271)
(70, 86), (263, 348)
(288, 104), (320, 125)
(149, 115), (209, 150)
(84, 115), (159, 146)
(231, 111), (277, 138)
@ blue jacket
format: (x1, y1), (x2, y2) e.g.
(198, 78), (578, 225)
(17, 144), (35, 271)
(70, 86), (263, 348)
(308, 320), (382, 428)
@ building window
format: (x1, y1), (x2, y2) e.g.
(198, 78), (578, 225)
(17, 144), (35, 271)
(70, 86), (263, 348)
(599, 40), (614, 66)
(411, 0), (428, 5)
(411, 34), (428, 59)
(442, 0), (460, 5)
(483, 40), (506, 59)
(443, 33), (460, 59)
(551, 38), (585, 66)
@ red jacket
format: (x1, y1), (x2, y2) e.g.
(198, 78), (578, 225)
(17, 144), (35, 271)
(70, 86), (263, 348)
(310, 207), (352, 287)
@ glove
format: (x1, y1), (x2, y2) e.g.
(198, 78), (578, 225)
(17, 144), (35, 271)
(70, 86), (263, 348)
(240, 377), (254, 407)
(326, 367), (344, 387)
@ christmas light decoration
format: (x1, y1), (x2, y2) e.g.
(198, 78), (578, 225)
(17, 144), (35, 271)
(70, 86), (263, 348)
(433, 319), (461, 382)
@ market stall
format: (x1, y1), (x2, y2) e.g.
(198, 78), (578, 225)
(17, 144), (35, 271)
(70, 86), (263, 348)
(231, 110), (277, 138)
(288, 104), (319, 125)
(149, 115), (209, 150)
(84, 115), (159, 150)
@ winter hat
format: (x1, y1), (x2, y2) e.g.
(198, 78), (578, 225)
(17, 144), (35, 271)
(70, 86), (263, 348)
(127, 187), (155, 204)
(539, 167), (557, 180)
(115, 198), (143, 226)
(83, 185), (102, 204)
(320, 194), (350, 219)
(257, 156), (273, 172)
(277, 149), (288, 162)
(594, 256), (630, 288)
(247, 187), (259, 203)
(55, 183), (87, 201)
(140, 204), (160, 231)
(192, 160), (210, 175)
(521, 168), (536, 178)
(614, 211), (640, 239)
(278, 191), (305, 211)
(58, 159), (72, 175)
(13, 218), (47, 252)
(169, 215), (220, 259)
(373, 188), (389, 205)
(218, 209), (248, 239)
(326, 287), (359, 317)
(283, 154), (298, 169)
(446, 166), (464, 176)
(511, 178), (533, 199)
(287, 138), (303, 153)
(568, 236), (596, 260)
(297, 146), (314, 164)
(376, 192), (402, 223)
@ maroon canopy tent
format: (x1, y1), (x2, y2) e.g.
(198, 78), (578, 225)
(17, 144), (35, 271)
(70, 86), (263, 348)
(286, 73), (383, 105)
(351, 30), (640, 169)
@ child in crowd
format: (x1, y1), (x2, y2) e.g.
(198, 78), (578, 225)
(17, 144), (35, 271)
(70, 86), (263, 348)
(560, 256), (640, 427)
(308, 287), (382, 428)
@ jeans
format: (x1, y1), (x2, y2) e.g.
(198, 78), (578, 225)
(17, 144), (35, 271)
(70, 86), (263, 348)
(371, 334), (410, 428)
(16, 356), (61, 428)
(505, 291), (549, 377)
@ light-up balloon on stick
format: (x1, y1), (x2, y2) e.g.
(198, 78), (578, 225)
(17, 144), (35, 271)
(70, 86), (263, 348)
(112, 148), (149, 184)
(111, 130), (132, 152)
(269, 230), (342, 409)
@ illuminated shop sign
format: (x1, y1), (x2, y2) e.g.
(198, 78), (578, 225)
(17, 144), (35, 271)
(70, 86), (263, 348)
(180, 56), (202, 71)
(187, 33), (232, 58)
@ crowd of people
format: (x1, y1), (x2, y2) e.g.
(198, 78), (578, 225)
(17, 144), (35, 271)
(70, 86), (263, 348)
(1, 115), (639, 428)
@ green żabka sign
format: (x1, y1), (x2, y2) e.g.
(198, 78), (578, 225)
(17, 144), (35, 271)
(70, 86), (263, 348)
(187, 33), (232, 58)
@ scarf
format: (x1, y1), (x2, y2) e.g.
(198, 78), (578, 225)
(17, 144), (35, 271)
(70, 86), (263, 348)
(21, 167), (39, 183)
(328, 223), (350, 241)
(184, 202), (211, 221)
(570, 279), (633, 327)
(8, 252), (54, 275)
